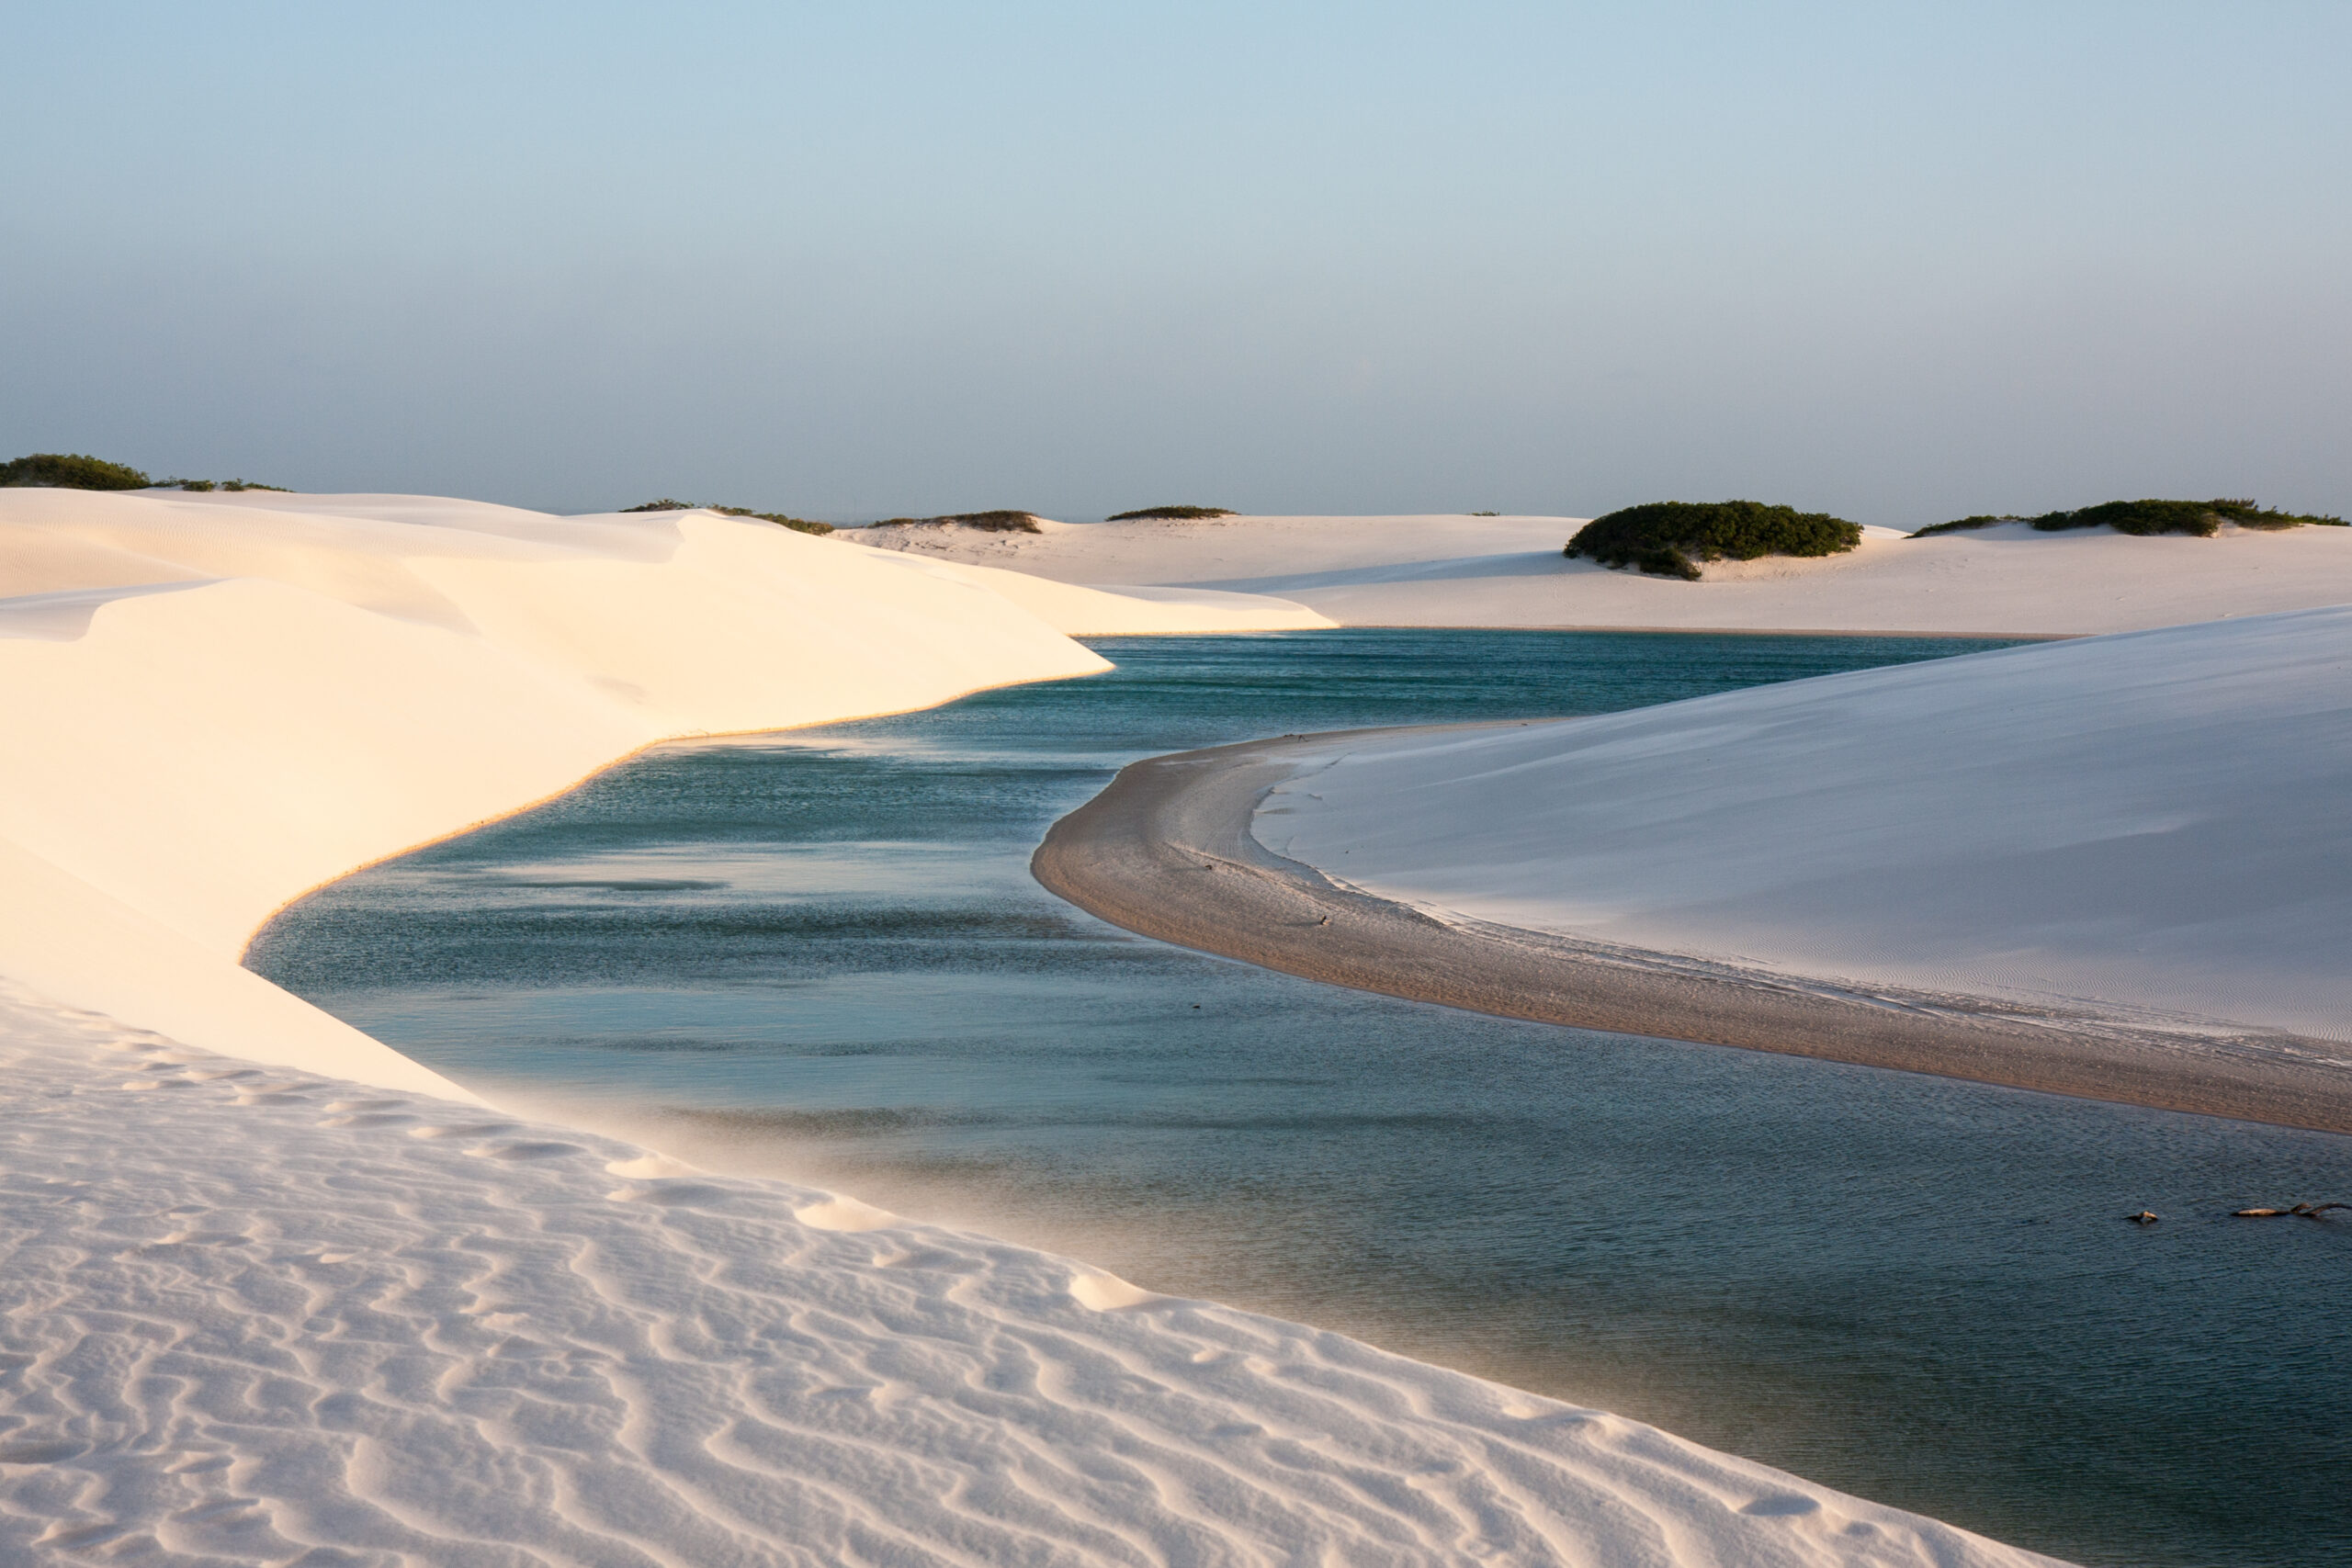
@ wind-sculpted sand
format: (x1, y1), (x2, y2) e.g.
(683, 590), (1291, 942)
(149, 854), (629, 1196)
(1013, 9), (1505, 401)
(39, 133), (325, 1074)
(0, 989), (2063, 1567)
(1035, 611), (2352, 1134)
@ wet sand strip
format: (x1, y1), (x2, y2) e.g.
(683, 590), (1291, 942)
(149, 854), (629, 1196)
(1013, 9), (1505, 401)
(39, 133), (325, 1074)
(1033, 728), (2352, 1135)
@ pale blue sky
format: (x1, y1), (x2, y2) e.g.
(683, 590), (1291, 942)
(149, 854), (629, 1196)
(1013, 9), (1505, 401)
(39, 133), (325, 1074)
(6, 3), (2346, 524)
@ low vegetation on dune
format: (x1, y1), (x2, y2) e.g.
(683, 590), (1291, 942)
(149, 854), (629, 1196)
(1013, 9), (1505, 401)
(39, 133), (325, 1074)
(865, 510), (1042, 533)
(1, 453), (153, 490)
(622, 499), (833, 536)
(1564, 501), (1862, 581)
(0, 455), (291, 492)
(1105, 504), (1234, 521)
(1912, 498), (2347, 537)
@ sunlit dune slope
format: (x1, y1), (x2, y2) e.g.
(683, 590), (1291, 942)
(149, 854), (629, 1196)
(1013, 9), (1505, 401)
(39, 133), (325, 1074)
(0, 489), (1136, 1090)
(1263, 606), (2352, 1043)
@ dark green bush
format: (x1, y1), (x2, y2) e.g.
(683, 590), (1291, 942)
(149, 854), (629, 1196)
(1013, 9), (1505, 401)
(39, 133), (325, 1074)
(1564, 500), (1861, 579)
(709, 505), (833, 536)
(1912, 498), (2346, 537)
(2053, 499), (2227, 536)
(1105, 505), (1233, 521)
(621, 499), (833, 536)
(2090, 498), (2345, 532)
(0, 453), (151, 490)
(1908, 513), (2018, 536)
(867, 510), (1042, 533)
(142, 475), (287, 492)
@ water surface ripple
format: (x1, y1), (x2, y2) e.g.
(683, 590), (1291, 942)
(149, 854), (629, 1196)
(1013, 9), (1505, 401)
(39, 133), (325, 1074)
(253, 630), (2352, 1568)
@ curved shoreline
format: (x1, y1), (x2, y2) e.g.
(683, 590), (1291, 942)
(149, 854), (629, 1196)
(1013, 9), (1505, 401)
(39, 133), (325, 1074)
(1034, 728), (2352, 1135)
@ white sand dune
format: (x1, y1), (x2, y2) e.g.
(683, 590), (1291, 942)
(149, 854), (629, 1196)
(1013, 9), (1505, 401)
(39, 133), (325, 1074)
(0, 988), (2060, 1567)
(860, 549), (1334, 634)
(0, 487), (2065, 1562)
(851, 513), (2352, 635)
(0, 490), (1317, 1094)
(1261, 606), (2352, 1048)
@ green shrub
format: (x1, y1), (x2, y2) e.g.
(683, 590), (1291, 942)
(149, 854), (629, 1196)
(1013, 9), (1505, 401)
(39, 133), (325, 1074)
(2096, 498), (2345, 532)
(867, 510), (1042, 533)
(1105, 504), (1233, 521)
(621, 499), (833, 536)
(1908, 513), (2019, 536)
(142, 475), (287, 492)
(709, 505), (833, 536)
(1912, 498), (2346, 537)
(1563, 500), (1861, 580)
(0, 453), (151, 490)
(2052, 500), (2222, 535)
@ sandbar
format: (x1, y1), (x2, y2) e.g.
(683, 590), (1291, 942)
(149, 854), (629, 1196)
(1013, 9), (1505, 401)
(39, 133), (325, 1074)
(1034, 728), (2352, 1134)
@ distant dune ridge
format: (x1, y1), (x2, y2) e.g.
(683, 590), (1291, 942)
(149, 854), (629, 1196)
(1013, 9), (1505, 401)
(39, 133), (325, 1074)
(0, 486), (2060, 1564)
(850, 508), (2352, 634)
(1913, 496), (2346, 538)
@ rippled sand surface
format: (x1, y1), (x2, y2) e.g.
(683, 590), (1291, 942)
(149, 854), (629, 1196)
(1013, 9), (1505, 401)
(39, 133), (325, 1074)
(0, 987), (2057, 1567)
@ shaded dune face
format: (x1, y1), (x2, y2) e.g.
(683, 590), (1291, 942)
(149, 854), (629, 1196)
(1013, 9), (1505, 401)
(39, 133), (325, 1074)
(0, 994), (2058, 1568)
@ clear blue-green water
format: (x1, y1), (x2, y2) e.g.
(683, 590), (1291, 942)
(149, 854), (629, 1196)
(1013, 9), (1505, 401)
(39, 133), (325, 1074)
(251, 630), (2352, 1568)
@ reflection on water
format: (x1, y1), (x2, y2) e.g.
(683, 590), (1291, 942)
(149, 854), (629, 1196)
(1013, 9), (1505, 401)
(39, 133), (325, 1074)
(252, 630), (2352, 1568)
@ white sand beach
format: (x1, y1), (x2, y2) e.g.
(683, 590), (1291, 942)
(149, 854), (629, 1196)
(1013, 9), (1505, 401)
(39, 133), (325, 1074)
(1258, 608), (2352, 1052)
(851, 513), (2352, 636)
(0, 488), (2059, 1564)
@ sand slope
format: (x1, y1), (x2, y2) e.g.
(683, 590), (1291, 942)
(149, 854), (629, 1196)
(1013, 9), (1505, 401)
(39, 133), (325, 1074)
(852, 513), (2352, 634)
(1261, 607), (2352, 1051)
(0, 989), (2064, 1568)
(5, 490), (1284, 1091)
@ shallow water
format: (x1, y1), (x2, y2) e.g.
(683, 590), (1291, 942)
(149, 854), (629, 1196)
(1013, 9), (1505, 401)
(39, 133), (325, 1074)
(253, 629), (2352, 1568)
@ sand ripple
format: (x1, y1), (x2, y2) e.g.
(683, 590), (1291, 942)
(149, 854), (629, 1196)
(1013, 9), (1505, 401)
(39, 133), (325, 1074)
(0, 990), (2060, 1566)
